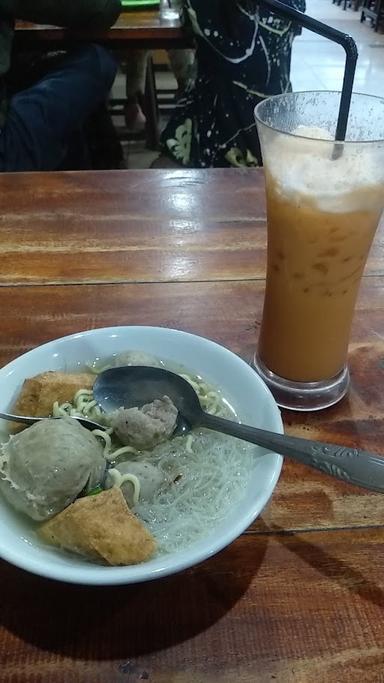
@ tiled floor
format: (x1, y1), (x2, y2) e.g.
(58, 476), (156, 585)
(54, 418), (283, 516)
(292, 0), (384, 95)
(123, 0), (384, 168)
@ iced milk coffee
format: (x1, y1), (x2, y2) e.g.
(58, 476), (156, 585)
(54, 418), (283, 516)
(258, 127), (384, 383)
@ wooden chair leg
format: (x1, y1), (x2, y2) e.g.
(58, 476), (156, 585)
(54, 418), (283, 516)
(143, 56), (160, 151)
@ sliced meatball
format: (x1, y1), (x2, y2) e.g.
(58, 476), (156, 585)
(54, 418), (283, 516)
(110, 395), (178, 450)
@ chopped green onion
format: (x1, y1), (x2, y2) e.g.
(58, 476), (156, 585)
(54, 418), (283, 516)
(86, 485), (103, 497)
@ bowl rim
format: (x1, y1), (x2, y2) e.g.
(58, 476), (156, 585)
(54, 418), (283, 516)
(0, 326), (283, 585)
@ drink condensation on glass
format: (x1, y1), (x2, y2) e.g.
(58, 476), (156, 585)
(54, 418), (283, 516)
(254, 92), (384, 411)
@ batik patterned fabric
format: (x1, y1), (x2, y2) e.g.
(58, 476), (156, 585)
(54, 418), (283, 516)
(161, 0), (306, 168)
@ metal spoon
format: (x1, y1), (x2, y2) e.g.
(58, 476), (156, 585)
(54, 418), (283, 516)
(93, 365), (384, 493)
(0, 412), (103, 431)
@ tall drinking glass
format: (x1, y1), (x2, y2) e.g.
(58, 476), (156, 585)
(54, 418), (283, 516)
(160, 0), (182, 21)
(254, 91), (384, 411)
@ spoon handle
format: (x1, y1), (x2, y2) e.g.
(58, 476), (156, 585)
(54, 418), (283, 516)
(0, 412), (44, 426)
(200, 412), (384, 493)
(0, 412), (102, 431)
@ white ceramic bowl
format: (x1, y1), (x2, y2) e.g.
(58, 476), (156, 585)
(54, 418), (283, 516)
(0, 326), (283, 585)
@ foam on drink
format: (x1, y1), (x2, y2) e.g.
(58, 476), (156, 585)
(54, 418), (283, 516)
(266, 125), (384, 213)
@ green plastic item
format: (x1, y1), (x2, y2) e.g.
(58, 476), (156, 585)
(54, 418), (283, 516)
(121, 0), (159, 7)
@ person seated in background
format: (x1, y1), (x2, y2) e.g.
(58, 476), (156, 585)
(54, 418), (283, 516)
(153, 0), (305, 168)
(0, 0), (122, 172)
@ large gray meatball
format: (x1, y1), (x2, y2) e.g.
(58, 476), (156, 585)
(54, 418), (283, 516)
(0, 417), (105, 521)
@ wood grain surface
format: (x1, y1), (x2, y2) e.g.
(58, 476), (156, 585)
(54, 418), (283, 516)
(1, 528), (384, 683)
(0, 168), (384, 682)
(0, 170), (382, 285)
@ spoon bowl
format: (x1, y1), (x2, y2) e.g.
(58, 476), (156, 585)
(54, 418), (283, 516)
(93, 365), (202, 434)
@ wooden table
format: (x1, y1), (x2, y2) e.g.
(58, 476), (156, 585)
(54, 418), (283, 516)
(0, 168), (384, 682)
(15, 10), (190, 50)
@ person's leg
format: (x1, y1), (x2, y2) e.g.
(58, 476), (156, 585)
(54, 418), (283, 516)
(0, 44), (117, 172)
(122, 50), (148, 131)
(167, 49), (195, 95)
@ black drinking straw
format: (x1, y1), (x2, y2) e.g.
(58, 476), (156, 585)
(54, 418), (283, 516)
(258, 0), (358, 156)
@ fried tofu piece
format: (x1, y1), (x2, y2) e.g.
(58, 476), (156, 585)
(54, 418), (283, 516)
(39, 487), (156, 565)
(12, 371), (95, 418)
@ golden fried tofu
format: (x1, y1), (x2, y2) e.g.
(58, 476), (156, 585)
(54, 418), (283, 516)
(12, 371), (95, 418)
(39, 487), (156, 565)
